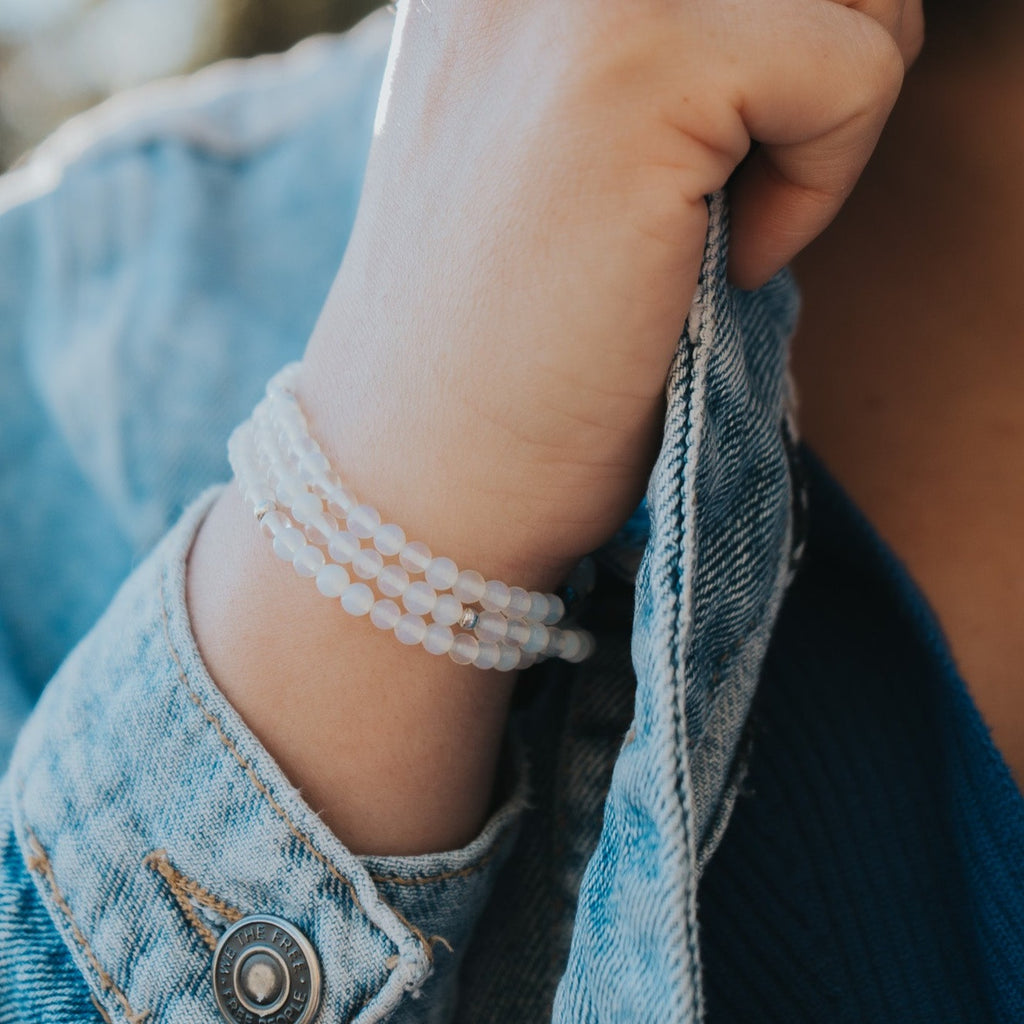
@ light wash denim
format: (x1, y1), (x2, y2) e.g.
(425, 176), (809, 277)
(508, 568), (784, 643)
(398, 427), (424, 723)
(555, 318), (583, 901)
(0, 7), (800, 1022)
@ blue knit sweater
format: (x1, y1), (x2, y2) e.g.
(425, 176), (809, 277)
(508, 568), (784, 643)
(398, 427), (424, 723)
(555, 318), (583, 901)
(700, 448), (1024, 1022)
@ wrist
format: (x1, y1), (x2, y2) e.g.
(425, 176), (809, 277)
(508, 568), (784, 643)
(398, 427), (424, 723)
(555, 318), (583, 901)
(187, 483), (521, 855)
(296, 342), (585, 594)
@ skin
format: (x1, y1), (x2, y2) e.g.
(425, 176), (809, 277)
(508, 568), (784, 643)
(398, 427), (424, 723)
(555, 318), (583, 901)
(188, 0), (921, 855)
(793, 3), (1024, 784)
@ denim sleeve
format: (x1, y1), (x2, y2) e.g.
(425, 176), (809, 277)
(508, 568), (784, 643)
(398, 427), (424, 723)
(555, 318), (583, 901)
(2, 488), (529, 1023)
(0, 9), (531, 1022)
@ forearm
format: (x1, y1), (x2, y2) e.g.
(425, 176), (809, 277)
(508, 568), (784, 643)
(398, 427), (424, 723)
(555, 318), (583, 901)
(186, 478), (541, 857)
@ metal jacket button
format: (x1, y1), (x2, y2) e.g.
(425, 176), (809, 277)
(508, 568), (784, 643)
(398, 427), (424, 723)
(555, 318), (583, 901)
(212, 915), (321, 1024)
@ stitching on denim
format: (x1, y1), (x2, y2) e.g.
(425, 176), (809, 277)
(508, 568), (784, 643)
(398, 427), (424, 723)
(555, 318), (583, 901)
(158, 576), (439, 965)
(671, 329), (703, 1023)
(691, 485), (794, 869)
(673, 203), (729, 1019)
(382, 930), (452, 969)
(158, 582), (367, 905)
(694, 717), (756, 876)
(91, 994), (114, 1024)
(23, 826), (150, 1024)
(367, 839), (500, 887)
(387, 903), (453, 958)
(143, 850), (242, 951)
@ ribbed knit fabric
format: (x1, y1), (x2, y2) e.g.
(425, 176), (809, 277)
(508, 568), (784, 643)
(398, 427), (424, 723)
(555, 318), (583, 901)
(700, 447), (1024, 1023)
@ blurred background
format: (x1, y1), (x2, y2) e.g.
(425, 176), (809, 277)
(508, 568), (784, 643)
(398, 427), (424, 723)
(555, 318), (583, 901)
(0, 0), (380, 169)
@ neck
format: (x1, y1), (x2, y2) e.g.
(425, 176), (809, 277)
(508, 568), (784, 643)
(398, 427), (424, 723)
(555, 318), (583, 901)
(788, 13), (1024, 782)
(792, 21), (1024, 468)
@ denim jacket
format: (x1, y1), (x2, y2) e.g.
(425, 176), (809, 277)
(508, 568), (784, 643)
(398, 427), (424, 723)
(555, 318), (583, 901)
(0, 8), (800, 1022)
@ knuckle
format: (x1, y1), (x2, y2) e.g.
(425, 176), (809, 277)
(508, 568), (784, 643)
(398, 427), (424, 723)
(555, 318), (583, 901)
(854, 18), (906, 111)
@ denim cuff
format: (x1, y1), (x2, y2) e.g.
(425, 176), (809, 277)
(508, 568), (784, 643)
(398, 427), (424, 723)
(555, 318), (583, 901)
(7, 487), (529, 1024)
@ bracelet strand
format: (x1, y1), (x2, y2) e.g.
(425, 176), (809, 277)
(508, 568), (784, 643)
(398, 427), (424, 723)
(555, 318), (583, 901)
(227, 364), (596, 670)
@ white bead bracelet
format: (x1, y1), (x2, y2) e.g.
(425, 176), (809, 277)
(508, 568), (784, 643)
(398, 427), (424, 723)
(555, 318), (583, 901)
(227, 364), (596, 671)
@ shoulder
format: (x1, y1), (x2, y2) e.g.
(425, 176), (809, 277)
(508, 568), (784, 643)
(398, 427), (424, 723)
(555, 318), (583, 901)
(0, 9), (395, 738)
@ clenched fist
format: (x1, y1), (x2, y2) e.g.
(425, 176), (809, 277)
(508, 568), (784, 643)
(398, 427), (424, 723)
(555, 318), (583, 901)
(300, 0), (921, 590)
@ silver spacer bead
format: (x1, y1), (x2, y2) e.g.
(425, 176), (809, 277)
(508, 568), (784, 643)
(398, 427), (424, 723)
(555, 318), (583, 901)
(459, 607), (479, 629)
(253, 500), (278, 522)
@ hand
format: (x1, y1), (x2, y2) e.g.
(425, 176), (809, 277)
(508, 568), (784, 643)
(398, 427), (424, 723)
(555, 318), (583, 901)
(300, 0), (922, 588)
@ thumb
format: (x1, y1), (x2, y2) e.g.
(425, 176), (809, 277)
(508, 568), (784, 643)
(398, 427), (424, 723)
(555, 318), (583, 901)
(725, 4), (905, 288)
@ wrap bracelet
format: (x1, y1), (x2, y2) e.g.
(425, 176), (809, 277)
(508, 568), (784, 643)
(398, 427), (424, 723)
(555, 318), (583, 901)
(227, 363), (596, 671)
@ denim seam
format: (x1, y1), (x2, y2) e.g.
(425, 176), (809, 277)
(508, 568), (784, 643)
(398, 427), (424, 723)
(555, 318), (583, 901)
(158, 577), (440, 966)
(690, 478), (794, 869)
(23, 825), (150, 1024)
(672, 322), (704, 1022)
(143, 849), (243, 951)
(91, 993), (114, 1024)
(367, 842), (500, 886)
(673, 199), (730, 1019)
(663, 313), (704, 1024)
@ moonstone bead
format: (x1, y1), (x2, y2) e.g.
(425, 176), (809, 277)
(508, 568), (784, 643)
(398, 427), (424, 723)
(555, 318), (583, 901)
(449, 633), (480, 666)
(270, 421), (298, 448)
(527, 592), (549, 624)
(291, 434), (319, 458)
(276, 425), (299, 454)
(274, 476), (305, 508)
(347, 504), (381, 539)
(403, 581), (437, 616)
(340, 582), (374, 616)
(373, 523), (406, 557)
(292, 544), (325, 578)
(496, 644), (522, 672)
(300, 450), (330, 477)
(321, 469), (343, 491)
(507, 587), (532, 619)
(472, 641), (501, 670)
(425, 556), (459, 591)
(252, 498), (276, 521)
(290, 491), (323, 525)
(273, 410), (301, 437)
(543, 594), (566, 625)
(260, 510), (287, 539)
(327, 531), (360, 564)
(453, 570), (486, 604)
(570, 631), (596, 663)
(399, 541), (431, 575)
(505, 620), (532, 646)
(475, 611), (508, 643)
(370, 599), (401, 631)
(423, 623), (454, 655)
(521, 623), (549, 654)
(378, 564), (411, 598)
(265, 374), (291, 399)
(394, 614), (427, 646)
(303, 511), (338, 547)
(326, 488), (356, 518)
(432, 594), (462, 627)
(246, 484), (277, 509)
(560, 631), (582, 662)
(315, 564), (350, 598)
(272, 526), (306, 561)
(481, 579), (512, 613)
(544, 629), (564, 657)
(352, 547), (384, 580)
